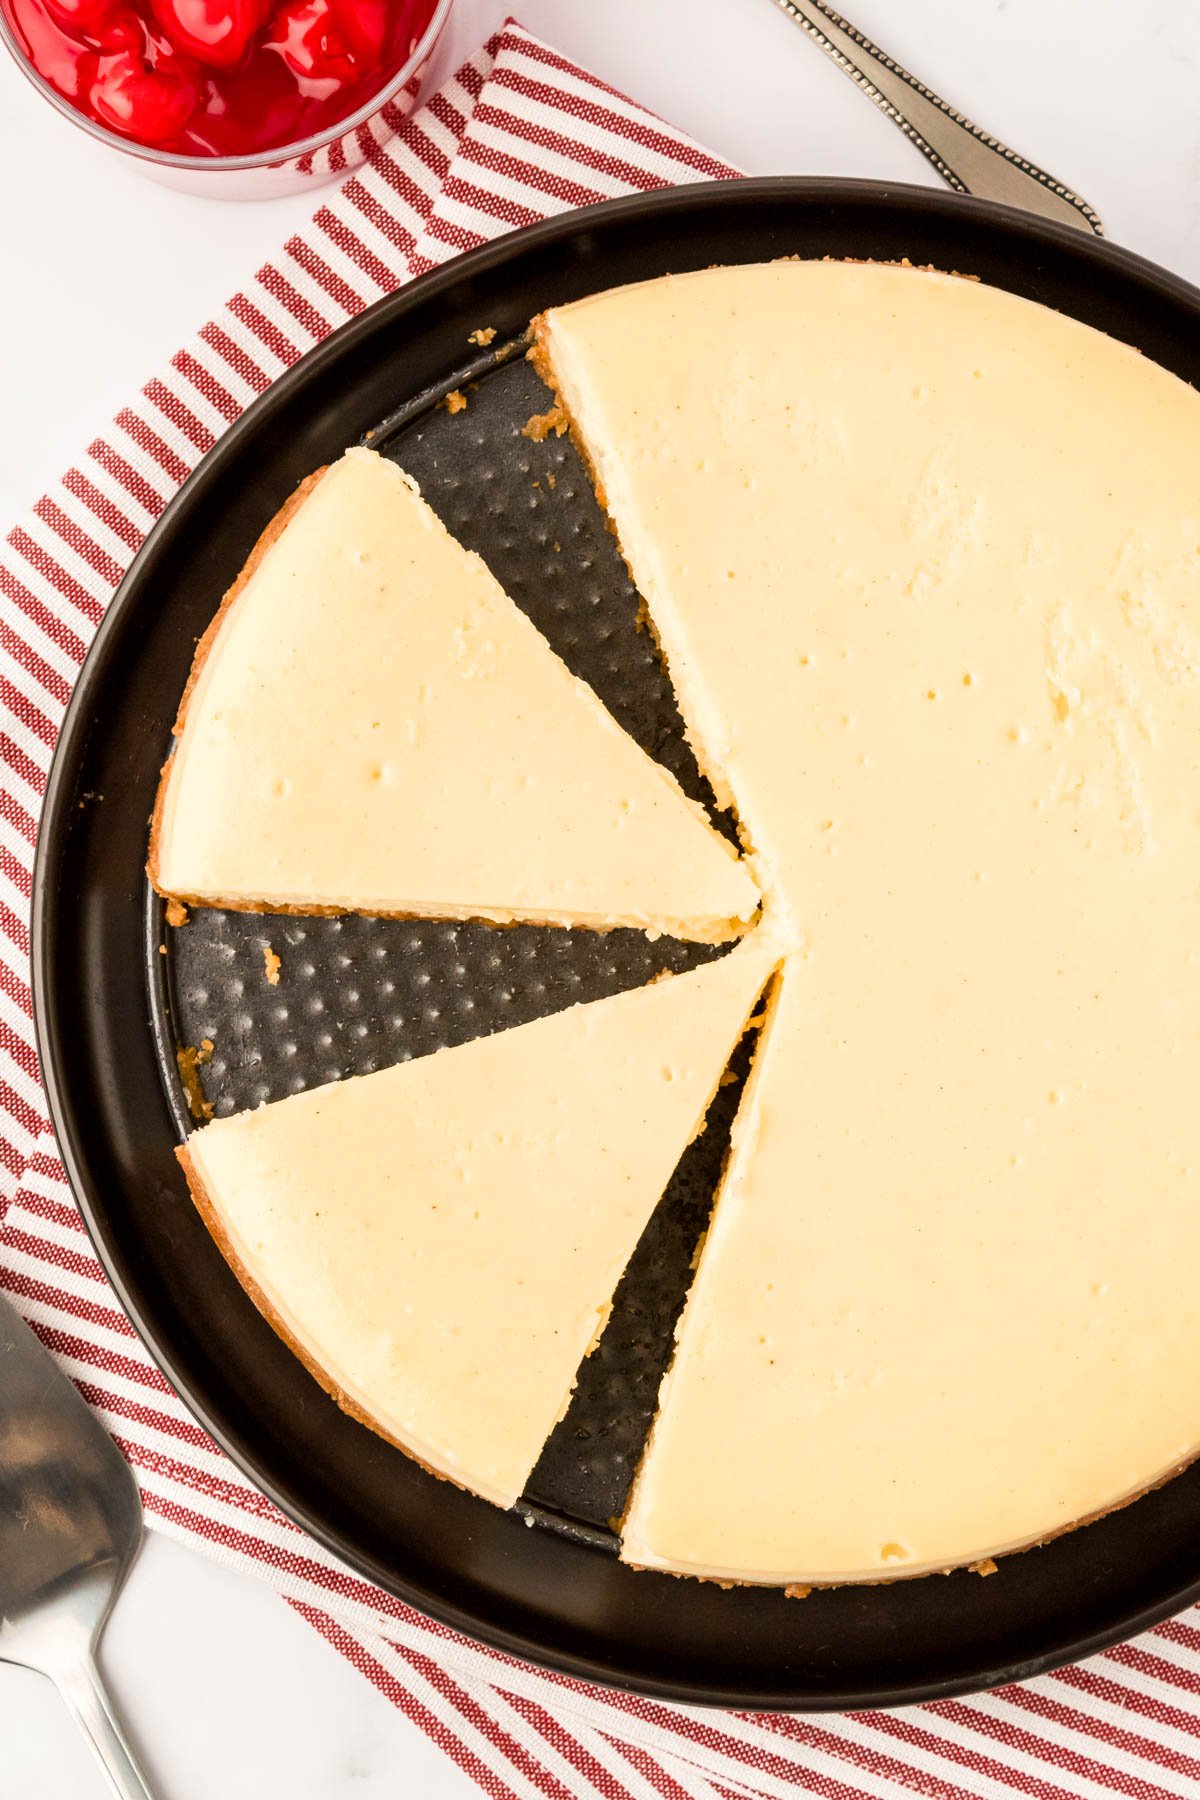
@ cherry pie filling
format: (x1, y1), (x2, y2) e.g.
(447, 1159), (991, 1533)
(1, 0), (437, 155)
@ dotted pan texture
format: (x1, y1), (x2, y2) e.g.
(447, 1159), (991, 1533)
(156, 350), (754, 1542)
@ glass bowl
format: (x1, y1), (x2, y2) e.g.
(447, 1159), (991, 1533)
(0, 0), (452, 197)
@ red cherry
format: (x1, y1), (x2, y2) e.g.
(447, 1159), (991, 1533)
(88, 46), (197, 138)
(148, 0), (265, 67)
(6, 0), (97, 95)
(173, 28), (309, 151)
(93, 8), (143, 50)
(263, 0), (354, 89)
(40, 0), (121, 43)
(329, 0), (383, 62)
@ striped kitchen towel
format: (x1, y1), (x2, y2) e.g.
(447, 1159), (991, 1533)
(4, 18), (1200, 1798)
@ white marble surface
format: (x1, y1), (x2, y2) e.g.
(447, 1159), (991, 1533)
(2, 0), (1200, 1793)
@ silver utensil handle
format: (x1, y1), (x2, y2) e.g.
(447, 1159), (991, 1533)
(57, 1653), (157, 1800)
(770, 0), (1104, 236)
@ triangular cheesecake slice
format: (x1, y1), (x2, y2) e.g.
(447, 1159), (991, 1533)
(181, 943), (774, 1509)
(150, 448), (757, 943)
(625, 958), (1200, 1586)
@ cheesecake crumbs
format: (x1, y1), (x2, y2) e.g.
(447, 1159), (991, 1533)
(785, 1584), (812, 1601)
(468, 327), (497, 347)
(442, 389), (468, 415)
(165, 898), (189, 927)
(522, 405), (568, 442)
(177, 1038), (215, 1121)
(263, 945), (281, 986)
(546, 472), (557, 489)
(970, 1557), (999, 1578)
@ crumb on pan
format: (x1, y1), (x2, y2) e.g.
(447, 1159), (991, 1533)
(263, 945), (281, 986)
(970, 1557), (998, 1577)
(522, 405), (568, 442)
(165, 898), (189, 927)
(468, 327), (497, 347)
(441, 389), (468, 415)
(176, 1039), (215, 1121)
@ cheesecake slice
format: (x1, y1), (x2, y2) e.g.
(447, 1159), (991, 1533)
(540, 260), (1200, 1581)
(182, 943), (774, 1509)
(150, 447), (757, 942)
(625, 963), (1200, 1584)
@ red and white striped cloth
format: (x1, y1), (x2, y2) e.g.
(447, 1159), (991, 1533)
(4, 20), (1200, 1797)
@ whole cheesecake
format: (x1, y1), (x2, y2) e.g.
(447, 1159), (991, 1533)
(161, 257), (1200, 1589)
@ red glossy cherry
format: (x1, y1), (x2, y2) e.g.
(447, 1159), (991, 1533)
(92, 8), (142, 50)
(149, 0), (264, 67)
(89, 45), (197, 138)
(41, 0), (121, 40)
(5, 0), (96, 94)
(180, 36), (307, 153)
(330, 0), (382, 61)
(263, 0), (354, 88)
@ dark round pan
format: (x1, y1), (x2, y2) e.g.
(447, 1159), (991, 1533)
(32, 177), (1200, 1711)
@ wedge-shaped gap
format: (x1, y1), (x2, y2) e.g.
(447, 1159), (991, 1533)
(378, 351), (736, 841)
(156, 898), (726, 1129)
(180, 948), (773, 1513)
(522, 979), (774, 1538)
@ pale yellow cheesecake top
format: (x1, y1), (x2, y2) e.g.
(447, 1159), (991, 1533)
(153, 447), (758, 942)
(539, 259), (1200, 1582)
(185, 942), (773, 1509)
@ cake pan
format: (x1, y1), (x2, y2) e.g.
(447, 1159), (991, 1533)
(31, 177), (1200, 1710)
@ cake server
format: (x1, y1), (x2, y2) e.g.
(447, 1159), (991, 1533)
(769, 0), (1103, 235)
(0, 1292), (155, 1799)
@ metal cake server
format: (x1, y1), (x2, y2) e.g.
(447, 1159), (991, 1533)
(0, 1292), (155, 1799)
(769, 0), (1103, 235)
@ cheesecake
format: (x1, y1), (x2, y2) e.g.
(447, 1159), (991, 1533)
(182, 943), (773, 1508)
(150, 447), (758, 943)
(538, 259), (1200, 1582)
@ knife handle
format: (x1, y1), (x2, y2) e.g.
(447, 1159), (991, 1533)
(770, 0), (1103, 236)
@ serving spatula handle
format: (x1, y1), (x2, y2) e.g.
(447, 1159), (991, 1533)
(769, 0), (1104, 236)
(55, 1650), (157, 1800)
